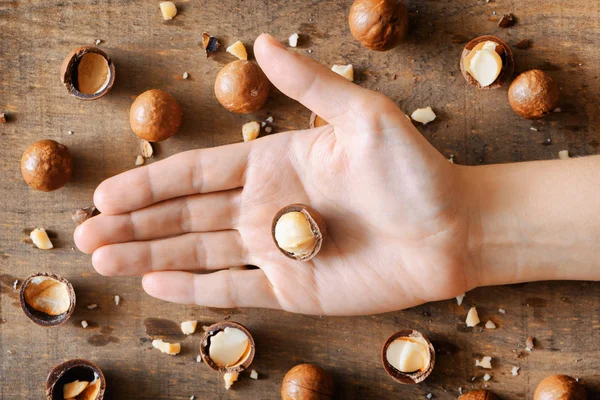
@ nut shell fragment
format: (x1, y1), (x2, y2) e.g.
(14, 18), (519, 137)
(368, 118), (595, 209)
(46, 359), (106, 400)
(60, 46), (115, 100)
(281, 364), (334, 400)
(20, 272), (75, 327)
(271, 204), (327, 262)
(200, 321), (255, 373)
(381, 330), (435, 384)
(460, 36), (514, 89)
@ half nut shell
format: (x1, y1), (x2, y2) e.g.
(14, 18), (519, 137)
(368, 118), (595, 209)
(381, 330), (435, 384)
(46, 359), (106, 400)
(60, 46), (115, 100)
(200, 321), (255, 373)
(20, 272), (75, 327)
(271, 204), (327, 262)
(460, 35), (514, 89)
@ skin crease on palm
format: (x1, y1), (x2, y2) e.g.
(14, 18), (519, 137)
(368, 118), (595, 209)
(74, 33), (478, 316)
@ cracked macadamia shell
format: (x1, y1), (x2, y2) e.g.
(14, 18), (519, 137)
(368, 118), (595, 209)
(460, 36), (514, 89)
(214, 60), (270, 113)
(271, 204), (327, 262)
(459, 390), (500, 400)
(534, 375), (586, 400)
(46, 359), (106, 400)
(20, 273), (75, 327)
(200, 321), (255, 373)
(130, 89), (182, 142)
(281, 364), (334, 400)
(381, 330), (435, 384)
(60, 46), (115, 100)
(348, 0), (409, 51)
(21, 140), (72, 192)
(509, 69), (560, 119)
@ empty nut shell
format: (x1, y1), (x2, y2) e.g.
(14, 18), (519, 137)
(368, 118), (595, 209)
(20, 272), (75, 327)
(348, 0), (409, 51)
(60, 46), (115, 100)
(46, 359), (106, 400)
(508, 69), (560, 120)
(381, 330), (435, 384)
(130, 89), (182, 142)
(200, 321), (255, 373)
(459, 390), (500, 400)
(271, 204), (327, 262)
(21, 140), (73, 192)
(309, 113), (329, 129)
(214, 60), (270, 113)
(534, 375), (586, 400)
(460, 35), (514, 89)
(281, 364), (334, 400)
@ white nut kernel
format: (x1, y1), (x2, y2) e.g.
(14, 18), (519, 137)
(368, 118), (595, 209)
(466, 307), (480, 327)
(274, 212), (316, 257)
(30, 228), (53, 250)
(476, 356), (492, 369)
(242, 121), (261, 142)
(288, 33), (299, 47)
(224, 372), (239, 390)
(226, 41), (248, 60)
(152, 339), (181, 355)
(159, 1), (177, 20)
(181, 320), (197, 335)
(331, 64), (354, 81)
(385, 336), (431, 373)
(485, 320), (496, 329)
(464, 41), (503, 87)
(411, 107), (436, 125)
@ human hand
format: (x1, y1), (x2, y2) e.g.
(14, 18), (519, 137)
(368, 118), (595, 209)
(74, 33), (477, 316)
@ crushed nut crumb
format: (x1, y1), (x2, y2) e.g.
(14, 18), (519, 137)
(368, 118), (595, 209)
(95, 39), (102, 45)
(140, 140), (154, 158)
(483, 373), (492, 382)
(81, 320), (89, 329)
(183, 72), (189, 80)
(512, 366), (520, 376)
(68, 130), (73, 135)
(114, 295), (120, 305)
(250, 369), (258, 379)
(13, 280), (18, 290)
(265, 126), (272, 133)
(87, 304), (98, 310)
(558, 150), (570, 160)
(135, 155), (145, 166)
(288, 33), (299, 47)
(476, 356), (492, 369)
(0, 113), (6, 123)
(525, 336), (535, 351)
(498, 308), (506, 314)
(456, 293), (465, 305)
(485, 320), (496, 329)
(196, 355), (202, 363)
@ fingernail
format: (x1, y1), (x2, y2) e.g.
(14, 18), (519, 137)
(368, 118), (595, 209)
(261, 33), (285, 49)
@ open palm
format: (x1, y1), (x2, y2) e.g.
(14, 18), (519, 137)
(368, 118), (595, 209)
(75, 34), (477, 316)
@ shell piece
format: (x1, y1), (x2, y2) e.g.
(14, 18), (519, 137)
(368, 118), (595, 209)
(200, 321), (255, 373)
(460, 36), (514, 89)
(508, 69), (560, 119)
(60, 46), (115, 100)
(214, 60), (270, 114)
(348, 0), (409, 51)
(21, 140), (72, 192)
(281, 364), (334, 400)
(381, 330), (435, 384)
(20, 273), (76, 327)
(46, 359), (106, 400)
(271, 204), (327, 262)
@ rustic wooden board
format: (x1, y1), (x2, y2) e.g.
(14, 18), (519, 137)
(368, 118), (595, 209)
(1, 0), (600, 399)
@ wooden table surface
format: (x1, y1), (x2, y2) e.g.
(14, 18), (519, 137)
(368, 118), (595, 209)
(1, 0), (600, 399)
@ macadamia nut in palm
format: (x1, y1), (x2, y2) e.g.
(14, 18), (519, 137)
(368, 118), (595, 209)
(130, 89), (182, 142)
(214, 60), (270, 113)
(272, 204), (326, 261)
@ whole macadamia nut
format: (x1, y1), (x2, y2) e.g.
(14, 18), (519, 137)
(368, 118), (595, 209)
(534, 375), (586, 400)
(130, 89), (182, 142)
(281, 364), (334, 400)
(214, 60), (270, 113)
(21, 140), (72, 192)
(509, 69), (560, 119)
(348, 0), (408, 51)
(458, 390), (500, 400)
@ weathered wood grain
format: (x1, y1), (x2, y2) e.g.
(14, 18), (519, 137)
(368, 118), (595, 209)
(1, 0), (600, 399)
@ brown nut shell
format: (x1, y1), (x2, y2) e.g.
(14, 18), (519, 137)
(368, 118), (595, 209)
(281, 364), (334, 400)
(309, 113), (329, 129)
(534, 375), (586, 400)
(46, 359), (106, 400)
(200, 321), (255, 373)
(271, 204), (327, 262)
(460, 36), (514, 89)
(130, 89), (182, 142)
(381, 330), (435, 384)
(214, 60), (270, 113)
(20, 272), (75, 327)
(348, 0), (409, 51)
(60, 46), (115, 100)
(459, 390), (501, 400)
(21, 140), (73, 192)
(508, 69), (560, 120)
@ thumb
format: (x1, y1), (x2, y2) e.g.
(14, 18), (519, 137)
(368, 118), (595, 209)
(254, 33), (379, 127)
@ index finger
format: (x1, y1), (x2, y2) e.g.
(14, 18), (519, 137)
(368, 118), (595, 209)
(94, 142), (250, 215)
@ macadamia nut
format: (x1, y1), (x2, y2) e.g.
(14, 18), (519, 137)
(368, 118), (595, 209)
(209, 327), (250, 367)
(30, 228), (53, 250)
(274, 212), (317, 258)
(23, 276), (70, 316)
(463, 42), (503, 88)
(386, 336), (431, 373)
(160, 1), (177, 20)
